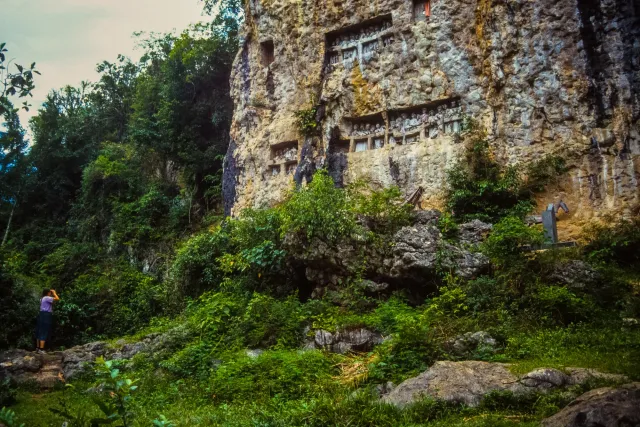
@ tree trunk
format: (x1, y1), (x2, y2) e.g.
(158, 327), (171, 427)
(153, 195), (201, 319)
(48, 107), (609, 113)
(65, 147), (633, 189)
(1, 200), (16, 247)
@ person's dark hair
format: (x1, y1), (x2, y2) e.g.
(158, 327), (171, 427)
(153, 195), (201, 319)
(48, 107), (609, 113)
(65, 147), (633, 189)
(42, 289), (51, 297)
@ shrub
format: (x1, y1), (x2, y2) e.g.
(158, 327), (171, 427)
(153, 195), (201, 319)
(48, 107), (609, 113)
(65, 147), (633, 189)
(294, 103), (319, 136)
(210, 350), (335, 402)
(171, 229), (231, 298)
(532, 285), (597, 325)
(583, 216), (640, 266)
(482, 216), (543, 270)
(445, 125), (565, 223)
(369, 312), (439, 383)
(281, 170), (359, 243)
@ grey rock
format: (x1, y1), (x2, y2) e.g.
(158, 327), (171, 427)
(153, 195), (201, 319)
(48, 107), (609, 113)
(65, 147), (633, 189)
(542, 383), (640, 427)
(389, 224), (488, 280)
(383, 361), (627, 408)
(548, 260), (600, 290)
(311, 328), (383, 354)
(375, 381), (396, 397)
(246, 349), (264, 359)
(413, 210), (441, 226)
(458, 220), (493, 245)
(622, 318), (639, 328)
(565, 368), (628, 386)
(520, 368), (569, 389)
(383, 361), (525, 407)
(448, 331), (498, 357)
(360, 279), (389, 293)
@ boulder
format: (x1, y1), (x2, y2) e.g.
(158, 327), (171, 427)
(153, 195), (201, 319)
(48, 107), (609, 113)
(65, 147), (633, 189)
(542, 383), (640, 427)
(387, 224), (489, 280)
(447, 331), (498, 357)
(62, 341), (108, 380)
(0, 350), (63, 389)
(382, 361), (628, 408)
(458, 220), (493, 245)
(309, 328), (384, 354)
(548, 260), (601, 290)
(413, 210), (441, 226)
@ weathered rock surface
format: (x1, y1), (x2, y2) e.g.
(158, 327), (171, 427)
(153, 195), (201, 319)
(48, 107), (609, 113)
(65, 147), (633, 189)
(447, 331), (498, 358)
(549, 260), (601, 290)
(287, 213), (488, 293)
(0, 350), (63, 389)
(224, 0), (640, 231)
(542, 383), (640, 427)
(1, 326), (194, 383)
(387, 223), (489, 280)
(458, 220), (493, 245)
(383, 361), (628, 407)
(306, 328), (384, 354)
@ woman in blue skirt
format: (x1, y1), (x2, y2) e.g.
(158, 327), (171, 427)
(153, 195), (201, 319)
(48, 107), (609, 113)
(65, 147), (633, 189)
(36, 288), (60, 353)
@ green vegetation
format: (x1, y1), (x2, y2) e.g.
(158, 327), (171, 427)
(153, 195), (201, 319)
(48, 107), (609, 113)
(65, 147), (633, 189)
(444, 121), (566, 222)
(2, 5), (640, 427)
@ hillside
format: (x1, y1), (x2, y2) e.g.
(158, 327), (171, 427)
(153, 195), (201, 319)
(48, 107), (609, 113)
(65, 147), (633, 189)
(1, 1), (640, 426)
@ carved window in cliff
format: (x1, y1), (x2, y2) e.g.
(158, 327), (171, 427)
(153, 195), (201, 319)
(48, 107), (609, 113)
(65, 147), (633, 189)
(338, 98), (463, 152)
(413, 0), (431, 22)
(325, 14), (393, 70)
(270, 140), (298, 163)
(261, 40), (275, 66)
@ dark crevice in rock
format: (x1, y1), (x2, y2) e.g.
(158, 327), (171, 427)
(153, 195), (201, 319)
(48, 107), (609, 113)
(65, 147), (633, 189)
(294, 136), (317, 187)
(222, 138), (239, 217)
(326, 127), (348, 187)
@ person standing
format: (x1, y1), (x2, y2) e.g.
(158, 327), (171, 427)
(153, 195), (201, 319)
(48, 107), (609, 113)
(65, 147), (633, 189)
(36, 289), (59, 353)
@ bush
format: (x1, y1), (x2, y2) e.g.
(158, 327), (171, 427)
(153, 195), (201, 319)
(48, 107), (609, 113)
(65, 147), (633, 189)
(369, 312), (439, 383)
(445, 125), (565, 223)
(210, 350), (335, 402)
(281, 170), (359, 243)
(482, 216), (543, 270)
(583, 216), (640, 266)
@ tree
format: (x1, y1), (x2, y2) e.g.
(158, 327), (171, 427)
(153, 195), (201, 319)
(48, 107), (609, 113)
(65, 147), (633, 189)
(0, 42), (40, 115)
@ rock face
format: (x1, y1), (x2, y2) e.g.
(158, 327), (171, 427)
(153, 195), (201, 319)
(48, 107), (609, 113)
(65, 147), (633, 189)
(0, 327), (194, 384)
(0, 350), (63, 389)
(224, 0), (640, 229)
(382, 361), (628, 407)
(387, 222), (489, 280)
(548, 260), (601, 290)
(542, 383), (640, 427)
(447, 331), (498, 358)
(287, 215), (489, 293)
(306, 328), (384, 354)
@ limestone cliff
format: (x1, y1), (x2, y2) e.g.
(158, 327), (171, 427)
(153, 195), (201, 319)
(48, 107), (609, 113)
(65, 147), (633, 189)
(223, 0), (640, 231)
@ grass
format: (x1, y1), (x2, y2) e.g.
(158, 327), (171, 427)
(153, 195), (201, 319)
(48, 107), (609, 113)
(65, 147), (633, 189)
(10, 322), (640, 427)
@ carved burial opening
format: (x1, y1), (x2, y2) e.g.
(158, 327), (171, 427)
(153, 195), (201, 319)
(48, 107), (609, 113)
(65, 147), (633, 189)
(325, 14), (393, 68)
(270, 140), (298, 163)
(388, 98), (463, 144)
(413, 0), (431, 22)
(261, 40), (275, 66)
(334, 140), (351, 154)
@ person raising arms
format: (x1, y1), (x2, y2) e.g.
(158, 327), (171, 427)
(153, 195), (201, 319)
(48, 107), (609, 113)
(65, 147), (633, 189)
(36, 289), (60, 353)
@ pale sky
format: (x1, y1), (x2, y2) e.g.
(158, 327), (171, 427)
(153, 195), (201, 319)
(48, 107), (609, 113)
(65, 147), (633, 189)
(0, 0), (206, 132)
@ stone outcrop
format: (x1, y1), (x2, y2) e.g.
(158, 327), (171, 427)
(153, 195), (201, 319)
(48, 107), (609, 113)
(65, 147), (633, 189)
(0, 350), (63, 389)
(305, 328), (384, 354)
(0, 327), (193, 384)
(224, 0), (640, 234)
(382, 361), (628, 407)
(287, 213), (489, 294)
(446, 331), (498, 358)
(542, 383), (640, 427)
(386, 222), (489, 280)
(548, 260), (601, 290)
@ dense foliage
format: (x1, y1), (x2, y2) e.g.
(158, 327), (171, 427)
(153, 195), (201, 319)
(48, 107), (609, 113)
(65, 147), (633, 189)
(444, 122), (566, 223)
(0, 23), (236, 348)
(2, 4), (640, 426)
